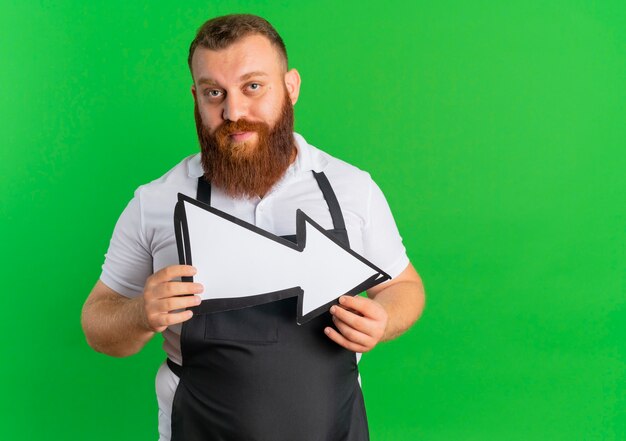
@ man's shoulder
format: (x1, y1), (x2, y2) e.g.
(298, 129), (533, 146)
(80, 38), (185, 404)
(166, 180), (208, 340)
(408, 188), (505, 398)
(297, 134), (373, 187)
(132, 153), (200, 204)
(144, 153), (200, 185)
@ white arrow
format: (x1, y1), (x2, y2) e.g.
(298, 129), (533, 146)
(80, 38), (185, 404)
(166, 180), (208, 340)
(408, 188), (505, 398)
(174, 193), (390, 324)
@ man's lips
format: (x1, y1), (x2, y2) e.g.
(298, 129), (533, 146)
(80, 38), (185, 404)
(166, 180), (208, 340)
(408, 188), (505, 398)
(229, 131), (255, 142)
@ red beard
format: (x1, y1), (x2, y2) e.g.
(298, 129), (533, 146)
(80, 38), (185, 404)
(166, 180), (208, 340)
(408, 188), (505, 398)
(195, 95), (296, 199)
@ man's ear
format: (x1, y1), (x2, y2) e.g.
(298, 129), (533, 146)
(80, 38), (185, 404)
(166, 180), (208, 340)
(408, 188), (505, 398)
(191, 84), (197, 100)
(284, 69), (301, 105)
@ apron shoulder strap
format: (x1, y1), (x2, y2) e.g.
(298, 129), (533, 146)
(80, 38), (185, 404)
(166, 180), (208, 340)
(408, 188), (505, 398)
(197, 176), (211, 205)
(312, 171), (350, 247)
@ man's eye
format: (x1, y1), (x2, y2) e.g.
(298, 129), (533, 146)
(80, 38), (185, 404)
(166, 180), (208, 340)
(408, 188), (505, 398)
(205, 90), (223, 98)
(248, 83), (261, 91)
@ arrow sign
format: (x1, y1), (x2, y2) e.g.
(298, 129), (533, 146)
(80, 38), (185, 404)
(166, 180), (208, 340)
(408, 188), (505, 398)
(174, 193), (390, 324)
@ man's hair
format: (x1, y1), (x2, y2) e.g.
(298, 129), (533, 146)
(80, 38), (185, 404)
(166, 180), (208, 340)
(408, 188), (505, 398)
(188, 14), (288, 73)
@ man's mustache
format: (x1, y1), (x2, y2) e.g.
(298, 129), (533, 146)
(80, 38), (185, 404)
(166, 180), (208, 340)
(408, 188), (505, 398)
(214, 119), (268, 137)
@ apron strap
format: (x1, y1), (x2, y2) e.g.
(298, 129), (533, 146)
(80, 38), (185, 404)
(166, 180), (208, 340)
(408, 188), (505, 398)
(167, 358), (183, 378)
(197, 176), (211, 205)
(312, 171), (350, 248)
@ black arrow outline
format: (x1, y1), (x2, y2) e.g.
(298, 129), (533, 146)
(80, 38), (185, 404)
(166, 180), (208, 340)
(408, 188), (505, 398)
(174, 192), (390, 324)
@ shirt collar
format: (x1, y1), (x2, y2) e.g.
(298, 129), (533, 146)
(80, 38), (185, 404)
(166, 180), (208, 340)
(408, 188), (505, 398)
(186, 132), (316, 179)
(187, 153), (203, 178)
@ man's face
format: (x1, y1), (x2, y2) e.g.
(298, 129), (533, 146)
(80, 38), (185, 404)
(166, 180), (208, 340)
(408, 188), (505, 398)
(190, 34), (301, 198)
(191, 34), (299, 154)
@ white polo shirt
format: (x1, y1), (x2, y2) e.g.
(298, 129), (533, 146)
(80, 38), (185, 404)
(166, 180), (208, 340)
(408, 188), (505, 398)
(100, 132), (409, 440)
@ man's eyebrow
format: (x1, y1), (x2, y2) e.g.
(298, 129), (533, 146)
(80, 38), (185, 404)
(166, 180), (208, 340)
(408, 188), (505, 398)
(197, 77), (219, 86)
(239, 71), (268, 81)
(196, 72), (268, 87)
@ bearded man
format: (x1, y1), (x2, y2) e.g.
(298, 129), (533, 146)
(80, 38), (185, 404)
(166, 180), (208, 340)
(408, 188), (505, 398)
(82, 14), (425, 441)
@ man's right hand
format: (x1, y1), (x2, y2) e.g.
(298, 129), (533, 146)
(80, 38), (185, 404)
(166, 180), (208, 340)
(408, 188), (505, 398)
(141, 265), (204, 333)
(82, 265), (203, 357)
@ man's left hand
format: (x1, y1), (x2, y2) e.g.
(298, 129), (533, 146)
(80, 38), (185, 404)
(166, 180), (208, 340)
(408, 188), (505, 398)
(325, 295), (388, 353)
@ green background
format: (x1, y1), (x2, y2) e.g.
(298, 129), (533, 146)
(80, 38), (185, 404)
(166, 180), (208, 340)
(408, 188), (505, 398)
(1, 1), (624, 439)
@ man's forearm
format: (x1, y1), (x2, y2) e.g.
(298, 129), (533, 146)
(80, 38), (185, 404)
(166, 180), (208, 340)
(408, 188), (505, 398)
(81, 289), (155, 357)
(373, 279), (425, 341)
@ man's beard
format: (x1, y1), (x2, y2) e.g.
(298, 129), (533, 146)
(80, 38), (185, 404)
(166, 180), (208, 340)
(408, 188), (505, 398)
(195, 95), (296, 199)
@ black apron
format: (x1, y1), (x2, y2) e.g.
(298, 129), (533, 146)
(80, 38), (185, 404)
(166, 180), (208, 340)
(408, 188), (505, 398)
(167, 171), (369, 441)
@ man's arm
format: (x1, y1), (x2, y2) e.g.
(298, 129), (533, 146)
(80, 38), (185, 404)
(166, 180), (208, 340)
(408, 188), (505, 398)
(325, 262), (425, 352)
(81, 265), (203, 357)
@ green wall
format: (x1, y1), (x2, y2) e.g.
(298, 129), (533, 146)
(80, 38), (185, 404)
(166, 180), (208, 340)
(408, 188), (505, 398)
(1, 1), (624, 439)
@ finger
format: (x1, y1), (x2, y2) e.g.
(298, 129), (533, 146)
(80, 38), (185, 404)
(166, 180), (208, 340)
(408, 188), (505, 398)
(331, 316), (372, 347)
(330, 304), (369, 332)
(338, 295), (386, 320)
(324, 326), (369, 353)
(333, 303), (362, 316)
(152, 294), (202, 314)
(151, 281), (204, 300)
(147, 265), (197, 287)
(152, 309), (195, 330)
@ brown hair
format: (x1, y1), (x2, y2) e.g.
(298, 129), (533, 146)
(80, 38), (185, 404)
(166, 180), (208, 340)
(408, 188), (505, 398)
(188, 14), (288, 73)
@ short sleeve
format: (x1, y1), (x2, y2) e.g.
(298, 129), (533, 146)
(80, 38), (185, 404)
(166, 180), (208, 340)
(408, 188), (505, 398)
(100, 191), (153, 298)
(362, 179), (410, 280)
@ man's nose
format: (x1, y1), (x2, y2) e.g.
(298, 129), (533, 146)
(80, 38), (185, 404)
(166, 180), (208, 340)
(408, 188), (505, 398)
(222, 93), (247, 122)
